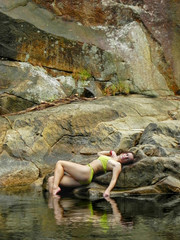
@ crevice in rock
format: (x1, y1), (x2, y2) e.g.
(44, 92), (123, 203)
(1, 95), (97, 117)
(50, 134), (89, 150)
(81, 88), (95, 98)
(151, 175), (168, 185)
(30, 161), (43, 178)
(0, 92), (37, 116)
(0, 56), (20, 63)
(0, 58), (74, 78)
(43, 65), (74, 75)
(3, 92), (37, 105)
(2, 115), (13, 129)
(123, 103), (143, 117)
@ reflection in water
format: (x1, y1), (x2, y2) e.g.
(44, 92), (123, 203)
(48, 195), (133, 230)
(0, 190), (179, 240)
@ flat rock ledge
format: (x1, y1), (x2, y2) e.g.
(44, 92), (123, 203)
(42, 174), (180, 200)
(73, 176), (180, 200)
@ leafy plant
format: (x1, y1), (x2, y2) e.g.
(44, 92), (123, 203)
(73, 69), (91, 81)
(104, 81), (130, 96)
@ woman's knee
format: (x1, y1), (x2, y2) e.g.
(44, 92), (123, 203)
(55, 160), (64, 169)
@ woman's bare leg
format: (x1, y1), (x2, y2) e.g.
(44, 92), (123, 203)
(60, 175), (81, 187)
(53, 161), (64, 195)
(52, 160), (90, 195)
(48, 174), (81, 196)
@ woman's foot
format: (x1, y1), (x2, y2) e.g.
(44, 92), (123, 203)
(53, 186), (61, 196)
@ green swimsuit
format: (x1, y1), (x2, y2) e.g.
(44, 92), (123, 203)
(79, 155), (110, 185)
(98, 155), (111, 173)
(79, 164), (94, 185)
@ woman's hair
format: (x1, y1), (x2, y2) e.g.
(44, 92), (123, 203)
(120, 152), (135, 165)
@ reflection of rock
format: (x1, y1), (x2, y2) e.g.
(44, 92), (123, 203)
(115, 194), (180, 222)
(0, 0), (179, 193)
(0, 190), (179, 238)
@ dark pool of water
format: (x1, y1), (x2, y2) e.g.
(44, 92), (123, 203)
(0, 190), (180, 240)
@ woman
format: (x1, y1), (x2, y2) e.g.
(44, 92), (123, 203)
(48, 150), (134, 198)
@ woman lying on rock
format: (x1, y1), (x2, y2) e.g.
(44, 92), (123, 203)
(48, 150), (134, 198)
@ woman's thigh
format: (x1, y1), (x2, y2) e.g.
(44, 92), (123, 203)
(59, 160), (90, 181)
(60, 175), (81, 187)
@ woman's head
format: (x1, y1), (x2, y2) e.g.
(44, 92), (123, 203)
(118, 152), (134, 165)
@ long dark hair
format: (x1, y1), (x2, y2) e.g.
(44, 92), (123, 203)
(118, 151), (135, 165)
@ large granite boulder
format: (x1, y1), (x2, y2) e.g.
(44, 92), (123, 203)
(0, 95), (179, 197)
(0, 0), (178, 111)
(31, 0), (179, 91)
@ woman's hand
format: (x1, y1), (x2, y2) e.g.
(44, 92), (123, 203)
(97, 150), (117, 157)
(103, 189), (110, 198)
(110, 151), (117, 158)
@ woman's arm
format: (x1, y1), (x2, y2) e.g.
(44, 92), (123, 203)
(105, 198), (122, 223)
(103, 162), (121, 198)
(97, 150), (117, 157)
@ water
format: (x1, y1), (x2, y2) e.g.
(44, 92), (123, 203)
(0, 190), (179, 240)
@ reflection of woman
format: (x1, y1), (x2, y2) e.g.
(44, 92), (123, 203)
(48, 196), (133, 229)
(48, 151), (134, 198)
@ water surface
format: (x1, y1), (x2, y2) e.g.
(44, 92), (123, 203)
(0, 190), (180, 240)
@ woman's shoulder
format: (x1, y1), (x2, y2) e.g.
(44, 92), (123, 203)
(108, 158), (121, 167)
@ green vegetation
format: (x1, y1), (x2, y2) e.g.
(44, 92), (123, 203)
(47, 95), (58, 102)
(104, 81), (130, 96)
(73, 69), (91, 81)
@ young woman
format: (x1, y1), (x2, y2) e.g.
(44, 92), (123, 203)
(48, 151), (134, 198)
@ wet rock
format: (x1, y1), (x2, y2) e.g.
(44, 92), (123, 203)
(73, 176), (180, 200)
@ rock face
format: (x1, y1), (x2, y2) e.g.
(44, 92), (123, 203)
(33, 0), (179, 91)
(0, 0), (179, 115)
(0, 95), (180, 197)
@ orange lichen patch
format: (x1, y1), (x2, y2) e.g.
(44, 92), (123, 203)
(32, 0), (106, 26)
(168, 82), (179, 95)
(16, 37), (83, 73)
(158, 64), (179, 94)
